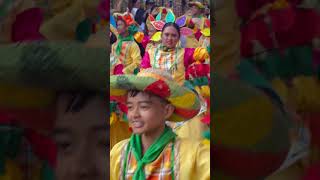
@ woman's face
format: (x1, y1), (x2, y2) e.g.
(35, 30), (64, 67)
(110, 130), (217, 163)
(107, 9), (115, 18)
(161, 26), (179, 48)
(116, 20), (127, 35)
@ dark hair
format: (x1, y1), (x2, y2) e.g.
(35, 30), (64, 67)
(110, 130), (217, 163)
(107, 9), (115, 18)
(132, 0), (138, 5)
(56, 91), (105, 113)
(161, 22), (181, 38)
(110, 32), (117, 44)
(127, 90), (170, 105)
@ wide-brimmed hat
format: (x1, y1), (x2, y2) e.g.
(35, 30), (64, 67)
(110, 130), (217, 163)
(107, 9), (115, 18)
(113, 12), (137, 26)
(188, 1), (205, 9)
(0, 41), (106, 133)
(0, 41), (107, 91)
(110, 68), (201, 122)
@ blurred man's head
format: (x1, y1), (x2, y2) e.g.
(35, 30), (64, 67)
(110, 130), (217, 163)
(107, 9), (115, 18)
(53, 92), (107, 180)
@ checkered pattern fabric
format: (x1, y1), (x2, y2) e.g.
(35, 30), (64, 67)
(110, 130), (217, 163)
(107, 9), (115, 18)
(120, 141), (179, 180)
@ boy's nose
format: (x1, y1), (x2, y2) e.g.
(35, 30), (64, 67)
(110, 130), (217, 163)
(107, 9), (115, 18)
(133, 107), (141, 118)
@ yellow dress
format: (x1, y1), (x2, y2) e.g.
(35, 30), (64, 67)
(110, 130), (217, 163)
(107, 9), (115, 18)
(172, 116), (209, 142)
(111, 40), (141, 74)
(110, 137), (210, 180)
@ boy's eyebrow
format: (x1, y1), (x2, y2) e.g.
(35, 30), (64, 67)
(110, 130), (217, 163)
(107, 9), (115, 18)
(126, 100), (152, 104)
(138, 101), (152, 104)
(52, 128), (71, 137)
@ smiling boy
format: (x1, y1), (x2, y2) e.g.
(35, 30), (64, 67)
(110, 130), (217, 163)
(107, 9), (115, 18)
(110, 68), (210, 180)
(53, 92), (108, 180)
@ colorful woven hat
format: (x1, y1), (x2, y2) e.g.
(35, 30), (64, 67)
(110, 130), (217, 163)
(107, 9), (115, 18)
(188, 0), (205, 9)
(113, 12), (137, 26)
(110, 68), (201, 122)
(212, 73), (293, 179)
(0, 41), (107, 91)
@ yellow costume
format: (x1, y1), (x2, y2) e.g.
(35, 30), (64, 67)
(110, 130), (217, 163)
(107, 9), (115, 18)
(141, 45), (208, 85)
(171, 115), (209, 141)
(110, 69), (210, 180)
(110, 40), (141, 74)
(110, 137), (210, 180)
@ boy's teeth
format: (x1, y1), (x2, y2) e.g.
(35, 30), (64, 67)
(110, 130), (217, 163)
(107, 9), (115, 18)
(133, 121), (143, 128)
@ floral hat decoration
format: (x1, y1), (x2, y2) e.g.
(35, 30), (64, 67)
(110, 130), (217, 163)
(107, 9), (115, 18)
(110, 68), (201, 122)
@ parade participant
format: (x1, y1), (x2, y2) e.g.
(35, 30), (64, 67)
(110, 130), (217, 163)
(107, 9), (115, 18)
(188, 0), (209, 29)
(140, 22), (209, 85)
(111, 12), (142, 75)
(174, 0), (210, 48)
(54, 92), (108, 180)
(110, 68), (210, 180)
(109, 12), (143, 148)
(140, 22), (209, 142)
(0, 41), (108, 180)
(141, 14), (164, 51)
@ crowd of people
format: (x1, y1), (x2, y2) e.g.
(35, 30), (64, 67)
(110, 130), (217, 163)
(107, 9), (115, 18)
(109, 0), (211, 179)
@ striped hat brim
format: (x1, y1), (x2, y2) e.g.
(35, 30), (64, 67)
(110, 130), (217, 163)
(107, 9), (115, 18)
(110, 70), (201, 122)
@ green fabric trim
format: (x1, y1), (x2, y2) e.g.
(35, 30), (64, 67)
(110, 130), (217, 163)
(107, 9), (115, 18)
(123, 126), (176, 180)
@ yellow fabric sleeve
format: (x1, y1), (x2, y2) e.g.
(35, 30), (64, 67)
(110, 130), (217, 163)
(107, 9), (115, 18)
(179, 139), (210, 180)
(123, 42), (141, 74)
(110, 139), (129, 180)
(193, 47), (209, 63)
(174, 116), (209, 142)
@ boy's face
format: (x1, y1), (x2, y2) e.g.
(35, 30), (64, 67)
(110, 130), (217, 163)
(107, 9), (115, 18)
(126, 92), (174, 135)
(53, 95), (108, 180)
(117, 20), (127, 35)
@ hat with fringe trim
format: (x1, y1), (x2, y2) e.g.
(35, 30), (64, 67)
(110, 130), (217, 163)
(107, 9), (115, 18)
(110, 68), (201, 122)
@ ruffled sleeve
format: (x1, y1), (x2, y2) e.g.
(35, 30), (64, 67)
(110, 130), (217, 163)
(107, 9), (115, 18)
(140, 51), (152, 69)
(184, 47), (209, 68)
(184, 48), (196, 67)
(141, 35), (150, 50)
(123, 42), (141, 74)
(194, 141), (211, 180)
(110, 139), (129, 180)
(179, 139), (210, 180)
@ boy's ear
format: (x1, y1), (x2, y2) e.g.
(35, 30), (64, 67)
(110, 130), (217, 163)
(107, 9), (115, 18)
(164, 104), (175, 120)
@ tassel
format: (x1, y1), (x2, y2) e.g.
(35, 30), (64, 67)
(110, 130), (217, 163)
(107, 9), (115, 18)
(200, 85), (210, 98)
(110, 112), (118, 125)
(134, 32), (144, 43)
(203, 130), (211, 140)
(202, 139), (210, 145)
